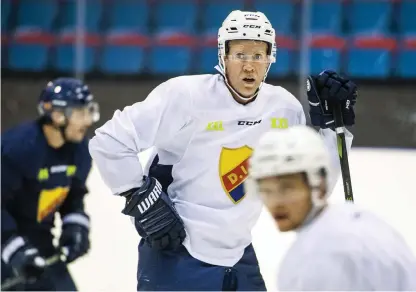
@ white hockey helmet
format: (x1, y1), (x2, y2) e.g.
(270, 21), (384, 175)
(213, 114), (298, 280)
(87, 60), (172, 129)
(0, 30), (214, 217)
(248, 126), (331, 207)
(217, 10), (277, 100)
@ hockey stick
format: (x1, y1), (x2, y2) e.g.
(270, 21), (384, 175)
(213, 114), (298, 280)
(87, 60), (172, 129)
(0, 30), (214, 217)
(1, 248), (68, 290)
(333, 104), (354, 202)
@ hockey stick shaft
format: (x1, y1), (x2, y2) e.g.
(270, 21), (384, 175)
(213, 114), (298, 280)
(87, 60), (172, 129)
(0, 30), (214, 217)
(333, 104), (354, 202)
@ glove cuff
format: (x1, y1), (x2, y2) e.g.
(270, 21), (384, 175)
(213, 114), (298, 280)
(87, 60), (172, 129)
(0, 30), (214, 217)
(62, 213), (90, 230)
(2, 235), (26, 264)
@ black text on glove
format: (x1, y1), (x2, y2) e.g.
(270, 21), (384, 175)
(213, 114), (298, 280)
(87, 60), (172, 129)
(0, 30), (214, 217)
(121, 176), (186, 250)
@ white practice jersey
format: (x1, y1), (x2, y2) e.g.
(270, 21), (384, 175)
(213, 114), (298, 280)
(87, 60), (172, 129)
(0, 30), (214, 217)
(278, 204), (416, 291)
(89, 73), (353, 266)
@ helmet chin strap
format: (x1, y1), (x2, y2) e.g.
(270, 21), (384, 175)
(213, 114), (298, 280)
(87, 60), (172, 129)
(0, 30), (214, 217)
(216, 56), (272, 103)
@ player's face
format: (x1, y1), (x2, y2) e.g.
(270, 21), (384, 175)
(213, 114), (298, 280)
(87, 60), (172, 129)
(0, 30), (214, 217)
(64, 106), (94, 142)
(257, 173), (312, 232)
(225, 40), (269, 98)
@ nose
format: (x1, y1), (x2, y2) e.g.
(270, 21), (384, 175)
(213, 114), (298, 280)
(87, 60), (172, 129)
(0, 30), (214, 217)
(243, 64), (255, 73)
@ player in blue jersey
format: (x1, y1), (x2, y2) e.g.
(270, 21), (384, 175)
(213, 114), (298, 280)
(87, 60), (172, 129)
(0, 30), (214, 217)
(1, 78), (100, 291)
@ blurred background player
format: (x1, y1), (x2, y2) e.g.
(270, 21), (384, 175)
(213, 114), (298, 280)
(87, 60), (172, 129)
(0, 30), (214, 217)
(248, 125), (416, 291)
(1, 78), (100, 290)
(89, 10), (357, 291)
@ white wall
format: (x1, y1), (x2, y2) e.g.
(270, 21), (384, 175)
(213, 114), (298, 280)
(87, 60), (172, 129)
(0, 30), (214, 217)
(68, 148), (416, 291)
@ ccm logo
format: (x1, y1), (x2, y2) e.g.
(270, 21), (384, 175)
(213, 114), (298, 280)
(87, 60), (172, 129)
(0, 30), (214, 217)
(137, 181), (162, 214)
(238, 120), (262, 126)
(243, 24), (261, 29)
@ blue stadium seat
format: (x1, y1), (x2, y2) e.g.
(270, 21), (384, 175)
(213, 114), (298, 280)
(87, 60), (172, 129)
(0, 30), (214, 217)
(149, 34), (195, 74)
(154, 1), (198, 34)
(16, 0), (57, 31)
(397, 38), (416, 78)
(60, 0), (102, 33)
(398, 0), (416, 36)
(310, 1), (343, 34)
(267, 36), (296, 77)
(53, 34), (99, 73)
(202, 0), (246, 34)
(346, 36), (396, 78)
(8, 32), (53, 71)
(108, 0), (149, 34)
(100, 33), (149, 74)
(253, 0), (295, 36)
(1, 0), (12, 32)
(309, 35), (345, 74)
(348, 1), (392, 35)
(197, 36), (218, 73)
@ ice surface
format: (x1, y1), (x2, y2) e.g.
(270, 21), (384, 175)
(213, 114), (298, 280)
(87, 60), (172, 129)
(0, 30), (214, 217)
(67, 148), (416, 291)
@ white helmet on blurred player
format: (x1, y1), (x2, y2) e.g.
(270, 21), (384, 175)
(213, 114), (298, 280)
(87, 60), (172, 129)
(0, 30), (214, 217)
(248, 125), (331, 208)
(217, 10), (277, 101)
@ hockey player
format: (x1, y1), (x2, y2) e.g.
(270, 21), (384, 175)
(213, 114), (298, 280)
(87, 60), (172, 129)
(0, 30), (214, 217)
(248, 125), (416, 291)
(89, 10), (358, 291)
(1, 78), (100, 290)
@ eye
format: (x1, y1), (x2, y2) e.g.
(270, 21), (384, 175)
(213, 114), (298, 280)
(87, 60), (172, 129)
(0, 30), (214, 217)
(254, 54), (264, 60)
(236, 53), (245, 59)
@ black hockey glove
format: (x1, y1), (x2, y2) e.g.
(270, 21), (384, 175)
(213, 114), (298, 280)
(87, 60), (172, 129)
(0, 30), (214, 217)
(121, 176), (186, 250)
(2, 235), (46, 282)
(59, 213), (90, 263)
(307, 70), (358, 129)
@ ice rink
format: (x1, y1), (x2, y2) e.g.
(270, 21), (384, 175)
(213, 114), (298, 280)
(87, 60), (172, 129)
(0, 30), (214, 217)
(67, 148), (416, 291)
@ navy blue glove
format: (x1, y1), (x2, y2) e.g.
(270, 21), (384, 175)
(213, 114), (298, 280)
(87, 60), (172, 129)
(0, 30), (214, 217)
(121, 176), (186, 250)
(306, 70), (357, 129)
(2, 236), (46, 282)
(59, 213), (90, 263)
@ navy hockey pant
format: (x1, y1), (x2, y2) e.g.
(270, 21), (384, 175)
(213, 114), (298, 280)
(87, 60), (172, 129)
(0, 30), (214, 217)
(1, 260), (77, 291)
(137, 239), (266, 291)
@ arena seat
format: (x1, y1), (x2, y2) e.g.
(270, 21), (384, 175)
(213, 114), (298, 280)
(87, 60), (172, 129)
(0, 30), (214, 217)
(309, 34), (346, 75)
(149, 33), (195, 74)
(398, 0), (416, 36)
(59, 0), (102, 33)
(154, 0), (198, 34)
(252, 0), (295, 36)
(347, 36), (396, 78)
(15, 0), (57, 32)
(53, 32), (100, 73)
(1, 0), (12, 33)
(201, 0), (246, 34)
(348, 0), (393, 35)
(8, 31), (54, 71)
(397, 37), (416, 78)
(310, 0), (343, 34)
(107, 0), (149, 34)
(101, 32), (149, 74)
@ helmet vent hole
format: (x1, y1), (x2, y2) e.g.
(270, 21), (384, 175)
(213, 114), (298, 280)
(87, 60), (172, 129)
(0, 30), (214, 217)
(243, 33), (246, 36)
(230, 27), (237, 31)
(258, 34), (260, 37)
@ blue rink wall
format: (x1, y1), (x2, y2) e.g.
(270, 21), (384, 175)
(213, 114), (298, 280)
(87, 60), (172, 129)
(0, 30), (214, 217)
(65, 148), (416, 291)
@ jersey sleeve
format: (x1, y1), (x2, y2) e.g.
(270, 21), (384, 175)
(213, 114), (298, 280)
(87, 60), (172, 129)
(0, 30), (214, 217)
(59, 140), (92, 217)
(1, 133), (31, 243)
(278, 253), (364, 290)
(89, 79), (190, 195)
(296, 106), (353, 195)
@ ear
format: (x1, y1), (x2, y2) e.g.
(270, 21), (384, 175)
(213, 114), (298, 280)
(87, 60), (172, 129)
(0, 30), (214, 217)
(51, 111), (65, 126)
(318, 178), (327, 200)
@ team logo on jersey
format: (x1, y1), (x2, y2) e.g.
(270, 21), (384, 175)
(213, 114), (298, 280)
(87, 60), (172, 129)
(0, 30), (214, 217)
(37, 186), (70, 222)
(219, 146), (253, 204)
